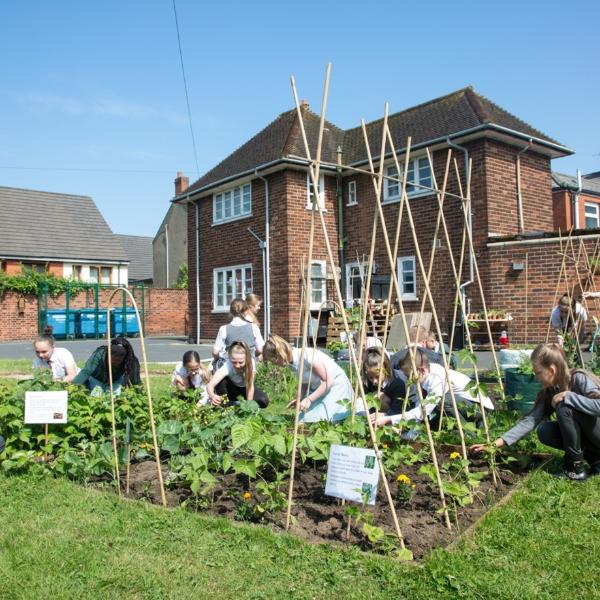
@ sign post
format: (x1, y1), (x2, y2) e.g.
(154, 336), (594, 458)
(24, 391), (68, 461)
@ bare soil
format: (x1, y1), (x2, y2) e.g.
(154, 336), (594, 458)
(119, 450), (541, 560)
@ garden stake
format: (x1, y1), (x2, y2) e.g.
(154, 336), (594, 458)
(292, 84), (408, 545)
(360, 119), (451, 529)
(285, 65), (330, 533)
(105, 305), (121, 497)
(545, 229), (570, 343)
(125, 416), (132, 495)
(107, 287), (167, 507)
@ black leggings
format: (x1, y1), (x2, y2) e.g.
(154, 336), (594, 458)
(215, 377), (269, 409)
(537, 403), (600, 465)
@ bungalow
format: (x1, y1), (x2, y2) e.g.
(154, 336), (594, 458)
(176, 86), (583, 344)
(0, 186), (129, 284)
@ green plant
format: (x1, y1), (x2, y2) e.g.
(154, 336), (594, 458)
(395, 473), (416, 503)
(174, 263), (188, 289)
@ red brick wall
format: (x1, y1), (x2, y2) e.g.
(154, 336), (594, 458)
(485, 237), (600, 344)
(553, 189), (600, 231)
(0, 288), (187, 341)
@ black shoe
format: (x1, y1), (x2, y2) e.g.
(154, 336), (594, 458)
(557, 460), (588, 481)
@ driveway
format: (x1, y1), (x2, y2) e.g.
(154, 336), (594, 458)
(0, 337), (213, 364)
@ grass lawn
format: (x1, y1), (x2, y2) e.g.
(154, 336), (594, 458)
(1, 470), (600, 599)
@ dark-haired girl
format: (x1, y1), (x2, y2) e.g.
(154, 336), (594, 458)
(72, 337), (141, 396)
(472, 343), (600, 480)
(171, 350), (211, 405)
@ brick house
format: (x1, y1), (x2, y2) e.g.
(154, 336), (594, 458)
(177, 87), (584, 344)
(0, 186), (129, 284)
(552, 172), (600, 231)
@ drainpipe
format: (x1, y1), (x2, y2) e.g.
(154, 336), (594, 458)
(446, 137), (473, 315)
(247, 227), (268, 339)
(516, 138), (533, 234)
(195, 201), (200, 343)
(165, 223), (169, 288)
(255, 170), (271, 337)
(574, 169), (582, 229)
(336, 146), (346, 305)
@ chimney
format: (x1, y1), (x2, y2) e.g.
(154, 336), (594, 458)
(174, 171), (189, 196)
(300, 99), (309, 111)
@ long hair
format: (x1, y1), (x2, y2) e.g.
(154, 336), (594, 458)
(531, 343), (570, 417)
(107, 337), (140, 387)
(245, 293), (262, 326)
(229, 298), (251, 323)
(362, 348), (391, 384)
(263, 334), (293, 365)
(228, 340), (254, 390)
(182, 350), (211, 385)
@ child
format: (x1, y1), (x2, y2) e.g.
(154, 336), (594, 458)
(425, 331), (440, 353)
(32, 334), (79, 382)
(245, 293), (262, 327)
(72, 337), (141, 396)
(391, 326), (456, 371)
(213, 298), (264, 370)
(381, 347), (494, 426)
(263, 334), (356, 423)
(362, 348), (410, 419)
(550, 293), (587, 347)
(472, 343), (600, 480)
(171, 350), (211, 406)
(207, 341), (269, 408)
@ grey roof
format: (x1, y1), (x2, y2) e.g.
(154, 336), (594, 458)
(586, 171), (600, 180)
(185, 86), (571, 195)
(552, 172), (600, 196)
(114, 234), (153, 281)
(0, 186), (128, 262)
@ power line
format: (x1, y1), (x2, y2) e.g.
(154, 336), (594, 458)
(172, 0), (200, 176)
(0, 165), (199, 175)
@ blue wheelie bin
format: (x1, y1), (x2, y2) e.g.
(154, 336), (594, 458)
(78, 308), (108, 338)
(111, 308), (140, 337)
(45, 309), (76, 339)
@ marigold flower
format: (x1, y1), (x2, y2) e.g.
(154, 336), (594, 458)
(243, 491), (252, 501)
(382, 443), (389, 449)
(396, 474), (412, 485)
(449, 451), (461, 460)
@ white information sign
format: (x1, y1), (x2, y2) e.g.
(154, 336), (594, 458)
(24, 391), (68, 424)
(324, 444), (380, 505)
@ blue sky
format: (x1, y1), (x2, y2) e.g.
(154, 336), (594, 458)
(1, 0), (598, 237)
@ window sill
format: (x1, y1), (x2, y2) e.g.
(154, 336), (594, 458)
(346, 202), (357, 207)
(401, 296), (418, 302)
(305, 206), (328, 213)
(211, 308), (231, 314)
(382, 191), (432, 204)
(212, 213), (252, 226)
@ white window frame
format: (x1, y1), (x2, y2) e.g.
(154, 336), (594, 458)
(345, 261), (366, 306)
(310, 260), (327, 309)
(212, 264), (253, 312)
(383, 156), (432, 203)
(347, 180), (357, 206)
(306, 173), (325, 211)
(585, 202), (599, 229)
(213, 183), (252, 225)
(397, 256), (417, 300)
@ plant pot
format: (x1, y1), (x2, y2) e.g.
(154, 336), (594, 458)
(505, 368), (542, 414)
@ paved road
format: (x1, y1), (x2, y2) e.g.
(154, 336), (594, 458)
(0, 336), (213, 364)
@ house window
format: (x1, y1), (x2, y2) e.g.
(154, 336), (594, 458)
(72, 265), (83, 281)
(101, 267), (112, 284)
(347, 181), (357, 206)
(311, 261), (326, 308)
(89, 267), (99, 283)
(213, 183), (252, 224)
(23, 263), (47, 274)
(306, 173), (325, 210)
(397, 256), (417, 300)
(384, 157), (432, 201)
(346, 262), (366, 306)
(213, 264), (253, 311)
(585, 203), (599, 229)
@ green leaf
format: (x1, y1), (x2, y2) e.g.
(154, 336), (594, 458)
(271, 434), (287, 456)
(233, 459), (257, 478)
(396, 548), (414, 562)
(231, 423), (252, 449)
(222, 453), (232, 474)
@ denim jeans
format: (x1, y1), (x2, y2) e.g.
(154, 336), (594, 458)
(538, 403), (600, 465)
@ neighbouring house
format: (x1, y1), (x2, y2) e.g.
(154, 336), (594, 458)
(115, 234), (154, 286)
(174, 86), (598, 344)
(552, 171), (600, 230)
(153, 172), (189, 288)
(0, 186), (129, 284)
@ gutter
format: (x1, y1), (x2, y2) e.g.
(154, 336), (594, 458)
(487, 233), (600, 248)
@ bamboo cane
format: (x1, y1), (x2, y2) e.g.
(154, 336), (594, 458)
(546, 229), (569, 343)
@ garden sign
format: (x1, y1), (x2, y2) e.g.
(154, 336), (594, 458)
(24, 391), (68, 424)
(325, 444), (380, 505)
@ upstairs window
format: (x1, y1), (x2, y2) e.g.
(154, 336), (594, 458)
(347, 180), (357, 206)
(384, 157), (432, 202)
(214, 183), (252, 224)
(585, 202), (599, 229)
(306, 173), (325, 210)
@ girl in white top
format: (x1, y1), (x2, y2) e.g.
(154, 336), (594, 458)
(207, 341), (269, 408)
(263, 334), (356, 423)
(171, 350), (211, 406)
(213, 298), (264, 366)
(244, 293), (262, 327)
(32, 335), (79, 382)
(550, 294), (587, 346)
(392, 348), (494, 424)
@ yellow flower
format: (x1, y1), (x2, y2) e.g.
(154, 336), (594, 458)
(243, 491), (252, 501)
(396, 474), (412, 485)
(382, 443), (389, 449)
(449, 451), (461, 460)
